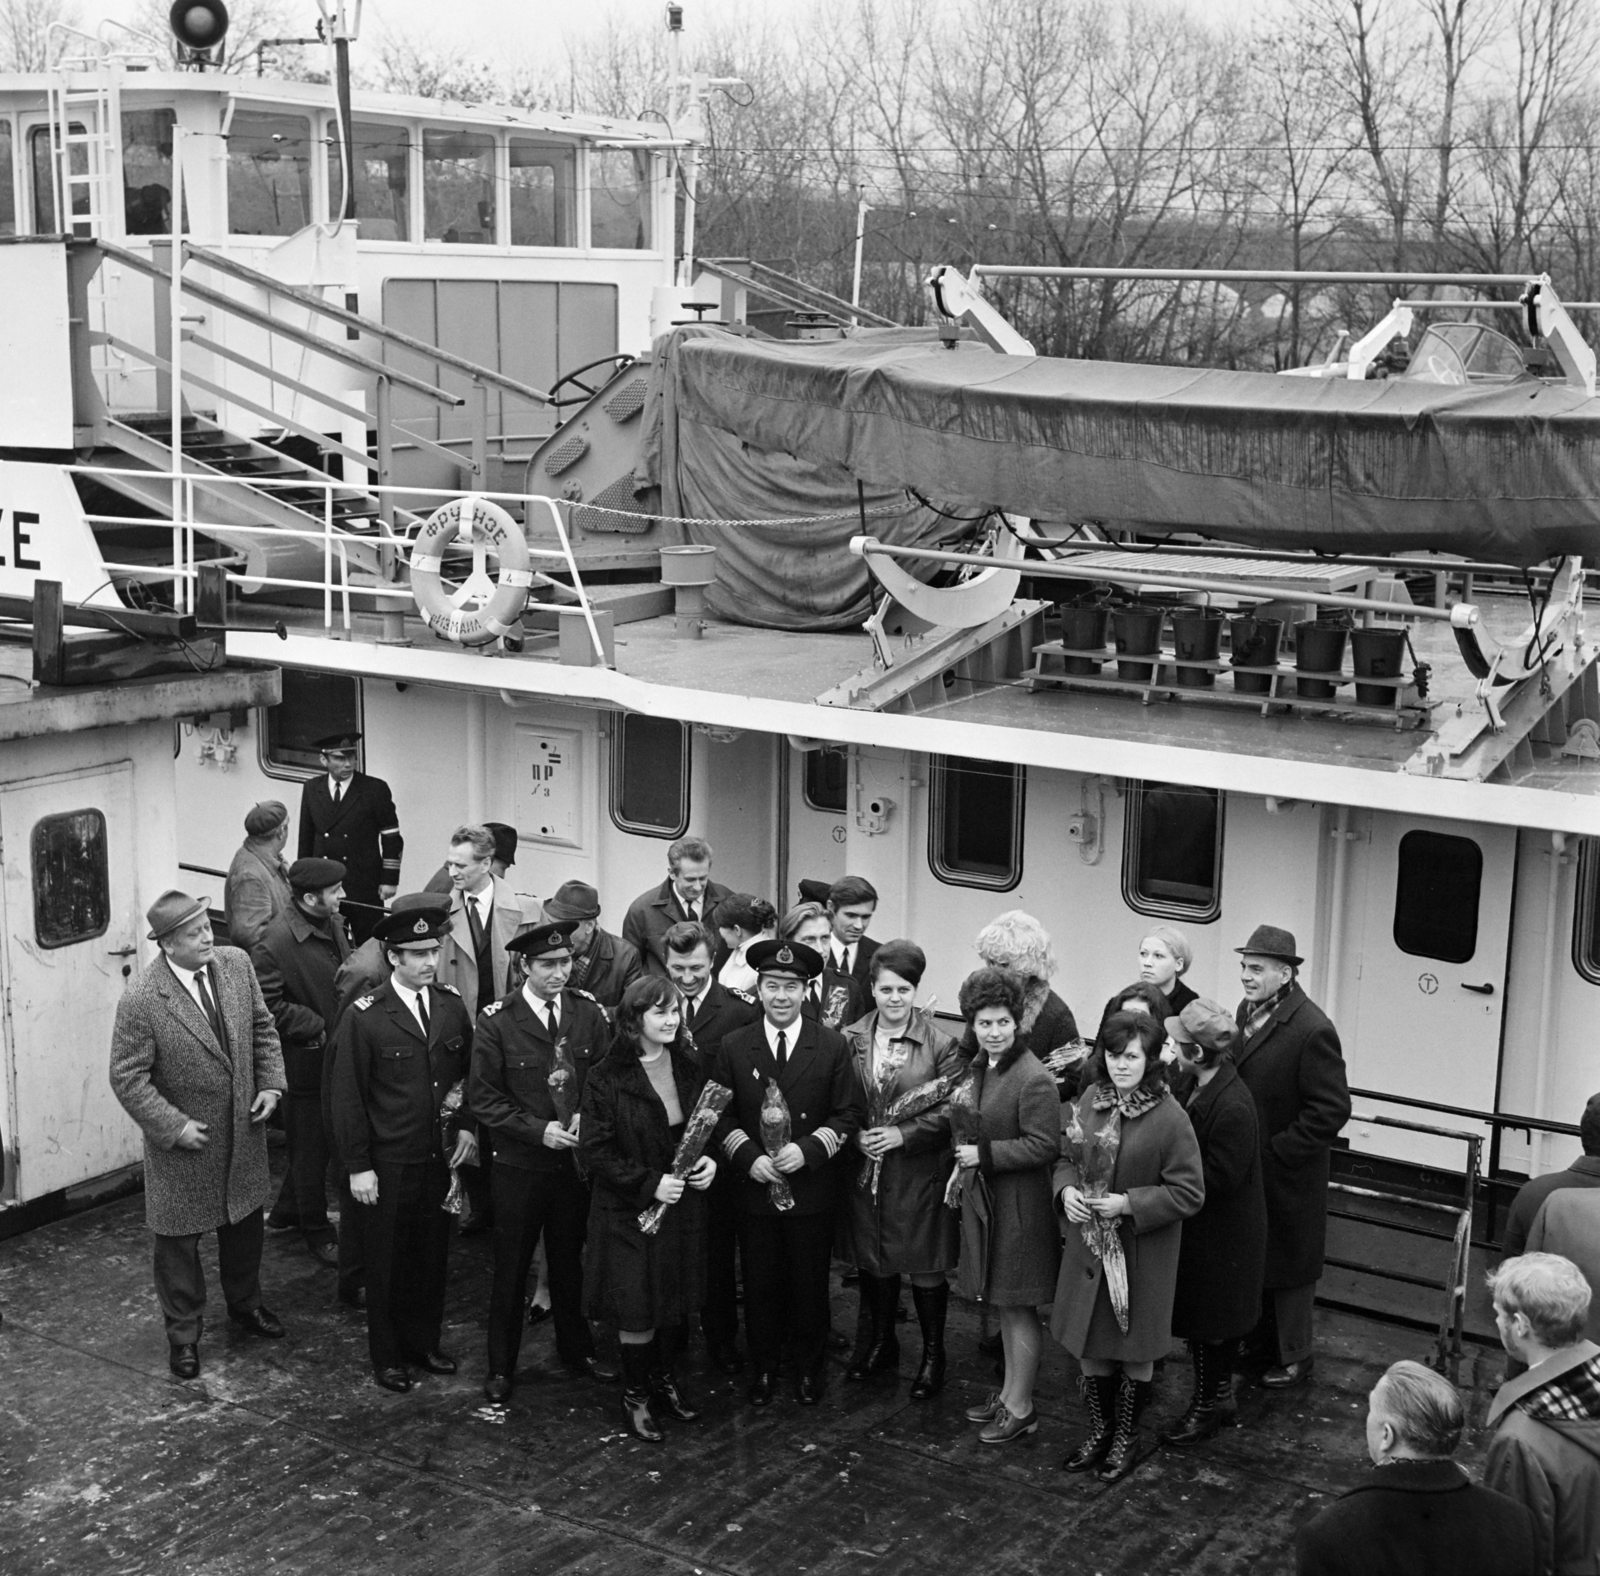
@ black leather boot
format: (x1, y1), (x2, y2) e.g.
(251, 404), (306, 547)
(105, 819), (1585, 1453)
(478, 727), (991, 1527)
(1062, 1373), (1117, 1471)
(860, 1273), (902, 1377)
(1098, 1373), (1154, 1482)
(619, 1340), (663, 1443)
(908, 1282), (948, 1400)
(844, 1273), (882, 1380)
(649, 1334), (701, 1422)
(1161, 1342), (1230, 1446)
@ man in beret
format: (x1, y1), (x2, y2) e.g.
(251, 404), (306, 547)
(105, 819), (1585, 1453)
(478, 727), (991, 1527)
(298, 732), (402, 946)
(469, 922), (616, 1402)
(109, 890), (287, 1379)
(330, 905), (477, 1392)
(252, 857), (351, 1264)
(1233, 924), (1351, 1390)
(710, 938), (864, 1407)
(224, 801), (292, 951)
(545, 880), (643, 1014)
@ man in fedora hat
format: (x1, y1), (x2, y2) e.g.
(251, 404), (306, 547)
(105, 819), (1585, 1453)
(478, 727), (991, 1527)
(544, 879), (643, 1013)
(297, 732), (402, 946)
(109, 890), (288, 1380)
(330, 904), (478, 1393)
(1232, 923), (1351, 1390)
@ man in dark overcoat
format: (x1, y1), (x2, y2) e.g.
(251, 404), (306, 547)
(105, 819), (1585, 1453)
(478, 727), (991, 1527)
(1232, 923), (1350, 1389)
(109, 890), (287, 1379)
(252, 856), (351, 1264)
(297, 731), (402, 945)
(621, 835), (732, 977)
(711, 939), (864, 1407)
(664, 919), (760, 1373)
(330, 905), (477, 1392)
(469, 921), (617, 1403)
(545, 880), (644, 1013)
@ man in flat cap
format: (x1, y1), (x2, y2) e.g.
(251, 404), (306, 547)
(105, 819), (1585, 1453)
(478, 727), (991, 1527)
(252, 857), (351, 1264)
(224, 801), (292, 951)
(710, 938), (864, 1407)
(469, 921), (616, 1402)
(545, 879), (643, 1014)
(109, 890), (287, 1379)
(1232, 924), (1350, 1390)
(297, 733), (402, 946)
(330, 905), (477, 1392)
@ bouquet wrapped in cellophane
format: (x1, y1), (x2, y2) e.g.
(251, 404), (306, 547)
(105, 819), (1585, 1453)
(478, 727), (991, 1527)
(440, 1079), (471, 1215)
(1062, 1103), (1129, 1332)
(548, 1036), (582, 1171)
(759, 1078), (796, 1211)
(942, 1070), (980, 1210)
(637, 1081), (733, 1235)
(1041, 1037), (1095, 1086)
(863, 1067), (961, 1198)
(861, 1038), (910, 1196)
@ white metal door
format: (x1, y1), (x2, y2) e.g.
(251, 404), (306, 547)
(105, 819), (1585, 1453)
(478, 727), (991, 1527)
(2, 764), (141, 1202)
(1345, 813), (1516, 1172)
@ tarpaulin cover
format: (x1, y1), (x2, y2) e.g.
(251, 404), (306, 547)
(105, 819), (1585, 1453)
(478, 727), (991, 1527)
(635, 326), (952, 630)
(654, 324), (1600, 566)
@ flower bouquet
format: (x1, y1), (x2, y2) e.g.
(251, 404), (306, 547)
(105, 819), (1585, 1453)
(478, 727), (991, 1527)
(548, 1036), (582, 1170)
(1062, 1104), (1129, 1332)
(862, 1066), (961, 1198)
(638, 1081), (733, 1235)
(942, 1070), (980, 1210)
(440, 1079), (470, 1215)
(759, 1078), (796, 1211)
(860, 1038), (910, 1195)
(1042, 1037), (1095, 1083)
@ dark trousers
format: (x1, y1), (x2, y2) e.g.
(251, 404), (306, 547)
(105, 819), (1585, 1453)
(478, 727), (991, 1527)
(1258, 1281), (1317, 1365)
(271, 1086), (333, 1239)
(487, 1164), (593, 1376)
(739, 1209), (834, 1380)
(360, 1157), (451, 1370)
(700, 1172), (741, 1347)
(152, 1208), (265, 1345)
(336, 1170), (365, 1299)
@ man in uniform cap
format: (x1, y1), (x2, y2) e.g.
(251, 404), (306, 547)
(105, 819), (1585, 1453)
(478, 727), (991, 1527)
(109, 890), (287, 1379)
(710, 938), (864, 1407)
(297, 732), (402, 946)
(330, 905), (477, 1392)
(469, 921), (616, 1402)
(1232, 924), (1350, 1389)
(224, 800), (292, 951)
(544, 880), (644, 1013)
(252, 856), (351, 1263)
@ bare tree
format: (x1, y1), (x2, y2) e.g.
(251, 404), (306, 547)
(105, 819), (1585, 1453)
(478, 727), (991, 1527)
(0, 0), (79, 70)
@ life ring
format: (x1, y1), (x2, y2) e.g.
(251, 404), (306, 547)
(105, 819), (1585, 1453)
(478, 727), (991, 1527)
(409, 495), (533, 645)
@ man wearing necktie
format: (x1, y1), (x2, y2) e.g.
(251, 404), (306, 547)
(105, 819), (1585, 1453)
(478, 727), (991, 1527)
(469, 922), (617, 1402)
(825, 875), (882, 991)
(110, 890), (287, 1380)
(297, 732), (403, 946)
(710, 939), (865, 1408)
(330, 906), (478, 1393)
(622, 835), (734, 978)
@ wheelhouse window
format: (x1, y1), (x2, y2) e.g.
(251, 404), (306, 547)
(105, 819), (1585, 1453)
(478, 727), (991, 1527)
(803, 747), (848, 814)
(590, 148), (652, 249)
(424, 128), (495, 244)
(260, 670), (362, 778)
(326, 119), (412, 240)
(610, 713), (689, 838)
(122, 109), (185, 236)
(929, 756), (1024, 891)
(31, 123), (89, 235)
(1574, 839), (1600, 986)
(1123, 782), (1223, 921)
(0, 121), (15, 235)
(1394, 829), (1482, 964)
(508, 138), (575, 247)
(226, 109), (314, 236)
(32, 809), (110, 949)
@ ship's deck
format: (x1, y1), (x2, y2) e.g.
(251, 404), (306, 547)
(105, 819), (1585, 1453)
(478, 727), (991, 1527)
(1, 1171), (1513, 1576)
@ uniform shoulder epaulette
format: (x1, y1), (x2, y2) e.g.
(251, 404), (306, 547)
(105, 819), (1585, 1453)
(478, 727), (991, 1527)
(572, 987), (600, 1005)
(730, 987), (756, 1003)
(480, 999), (504, 1017)
(434, 982), (460, 996)
(354, 994), (375, 1011)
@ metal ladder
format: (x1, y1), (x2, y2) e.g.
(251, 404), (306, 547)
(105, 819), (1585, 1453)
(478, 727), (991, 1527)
(47, 70), (122, 239)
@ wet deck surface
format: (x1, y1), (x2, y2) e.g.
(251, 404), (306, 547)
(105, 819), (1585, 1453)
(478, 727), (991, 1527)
(0, 1178), (1512, 1576)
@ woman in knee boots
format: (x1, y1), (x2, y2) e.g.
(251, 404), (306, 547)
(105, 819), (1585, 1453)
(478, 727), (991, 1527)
(840, 941), (966, 1397)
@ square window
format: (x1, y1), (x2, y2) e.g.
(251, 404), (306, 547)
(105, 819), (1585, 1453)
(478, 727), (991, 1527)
(1394, 829), (1481, 964)
(1122, 782), (1223, 921)
(226, 110), (315, 237)
(32, 809), (110, 949)
(260, 671), (362, 779)
(610, 713), (689, 837)
(929, 757), (1024, 891)
(803, 747), (848, 814)
(1573, 839), (1600, 986)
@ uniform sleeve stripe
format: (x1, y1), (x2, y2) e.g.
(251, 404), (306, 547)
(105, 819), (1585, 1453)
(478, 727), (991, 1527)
(815, 1128), (841, 1157)
(723, 1130), (753, 1159)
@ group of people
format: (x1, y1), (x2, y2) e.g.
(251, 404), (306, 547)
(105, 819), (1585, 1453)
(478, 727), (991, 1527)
(107, 740), (1600, 1570)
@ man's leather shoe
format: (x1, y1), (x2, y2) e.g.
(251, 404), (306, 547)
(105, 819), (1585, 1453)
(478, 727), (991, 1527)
(484, 1373), (513, 1403)
(169, 1343), (200, 1379)
(374, 1366), (411, 1393)
(795, 1373), (823, 1406)
(747, 1370), (777, 1407)
(1260, 1358), (1314, 1390)
(563, 1354), (620, 1384)
(306, 1237), (339, 1268)
(338, 1286), (366, 1310)
(707, 1340), (745, 1375)
(229, 1305), (285, 1339)
(265, 1214), (296, 1233)
(414, 1350), (457, 1375)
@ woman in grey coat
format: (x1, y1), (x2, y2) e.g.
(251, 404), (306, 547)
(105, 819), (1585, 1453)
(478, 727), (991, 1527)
(1052, 1011), (1204, 1482)
(953, 968), (1061, 1445)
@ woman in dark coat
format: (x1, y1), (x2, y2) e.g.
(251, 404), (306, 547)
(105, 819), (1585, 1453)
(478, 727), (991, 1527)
(841, 940), (965, 1397)
(1138, 926), (1198, 1016)
(953, 968), (1061, 1445)
(1051, 1012), (1204, 1482)
(1159, 998), (1267, 1446)
(971, 911), (1081, 1097)
(580, 975), (717, 1442)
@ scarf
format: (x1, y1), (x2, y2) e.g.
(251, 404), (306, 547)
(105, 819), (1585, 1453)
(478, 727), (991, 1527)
(568, 929), (600, 990)
(1090, 1080), (1166, 1121)
(1518, 1354), (1600, 1424)
(1241, 981), (1294, 1043)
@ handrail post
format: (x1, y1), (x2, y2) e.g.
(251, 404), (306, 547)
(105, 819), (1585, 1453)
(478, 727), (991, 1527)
(323, 478), (333, 634)
(469, 378), (489, 485)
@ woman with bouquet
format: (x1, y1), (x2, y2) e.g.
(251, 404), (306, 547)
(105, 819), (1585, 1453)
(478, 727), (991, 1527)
(580, 976), (718, 1442)
(1051, 1012), (1204, 1482)
(952, 968), (1061, 1443)
(840, 940), (965, 1397)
